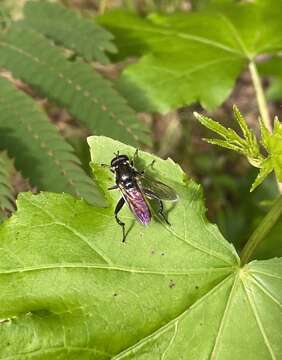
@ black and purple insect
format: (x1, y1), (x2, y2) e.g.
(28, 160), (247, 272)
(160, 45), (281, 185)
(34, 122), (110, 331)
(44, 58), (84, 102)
(107, 150), (178, 242)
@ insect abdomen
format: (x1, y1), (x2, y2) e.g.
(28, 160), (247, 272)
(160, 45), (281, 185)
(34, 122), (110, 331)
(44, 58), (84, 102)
(126, 188), (151, 226)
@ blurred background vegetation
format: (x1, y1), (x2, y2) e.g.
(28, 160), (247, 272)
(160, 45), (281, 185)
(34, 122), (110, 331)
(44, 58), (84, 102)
(0, 0), (281, 257)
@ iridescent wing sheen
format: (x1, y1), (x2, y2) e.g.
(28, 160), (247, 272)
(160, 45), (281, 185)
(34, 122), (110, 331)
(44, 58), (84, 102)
(138, 174), (178, 202)
(121, 186), (151, 226)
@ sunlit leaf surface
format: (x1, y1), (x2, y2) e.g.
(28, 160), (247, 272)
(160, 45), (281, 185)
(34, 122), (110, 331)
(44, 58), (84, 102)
(99, 1), (282, 112)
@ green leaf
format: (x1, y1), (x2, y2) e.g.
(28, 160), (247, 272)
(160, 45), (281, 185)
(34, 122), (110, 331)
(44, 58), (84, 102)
(259, 118), (272, 150)
(257, 117), (282, 184)
(194, 109), (262, 165)
(99, 1), (282, 112)
(195, 108), (282, 191)
(0, 151), (16, 219)
(111, 258), (282, 360)
(0, 76), (105, 206)
(0, 24), (149, 146)
(268, 118), (282, 181)
(194, 112), (243, 143)
(22, 0), (116, 64)
(233, 105), (259, 154)
(0, 136), (280, 359)
(250, 158), (273, 192)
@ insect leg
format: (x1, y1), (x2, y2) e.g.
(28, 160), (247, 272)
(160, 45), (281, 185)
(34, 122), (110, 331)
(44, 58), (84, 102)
(132, 149), (156, 175)
(108, 184), (119, 190)
(143, 189), (170, 225)
(131, 148), (139, 167)
(140, 160), (156, 174)
(115, 197), (126, 242)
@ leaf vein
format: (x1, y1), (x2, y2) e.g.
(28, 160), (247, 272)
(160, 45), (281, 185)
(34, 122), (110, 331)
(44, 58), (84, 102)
(242, 277), (277, 360)
(210, 271), (240, 359)
(113, 273), (235, 359)
(250, 274), (281, 308)
(22, 197), (112, 265)
(0, 263), (235, 276)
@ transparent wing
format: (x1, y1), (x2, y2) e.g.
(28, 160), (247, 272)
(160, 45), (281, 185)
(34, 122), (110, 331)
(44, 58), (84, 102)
(139, 174), (178, 202)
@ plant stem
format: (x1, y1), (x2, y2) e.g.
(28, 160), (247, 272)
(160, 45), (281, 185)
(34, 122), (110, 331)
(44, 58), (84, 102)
(99, 0), (108, 14)
(241, 194), (282, 265)
(249, 61), (272, 132)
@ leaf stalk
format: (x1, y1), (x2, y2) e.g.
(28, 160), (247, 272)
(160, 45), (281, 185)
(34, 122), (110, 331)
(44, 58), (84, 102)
(241, 194), (282, 265)
(249, 61), (272, 132)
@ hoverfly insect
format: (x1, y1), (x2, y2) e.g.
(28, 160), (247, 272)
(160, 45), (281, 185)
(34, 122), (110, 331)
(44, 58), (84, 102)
(106, 150), (178, 242)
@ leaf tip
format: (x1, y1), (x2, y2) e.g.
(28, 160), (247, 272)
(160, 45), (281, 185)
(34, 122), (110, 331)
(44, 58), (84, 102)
(193, 111), (201, 120)
(232, 104), (239, 113)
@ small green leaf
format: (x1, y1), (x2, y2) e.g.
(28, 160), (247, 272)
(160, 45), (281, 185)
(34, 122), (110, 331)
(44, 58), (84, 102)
(194, 112), (239, 141)
(203, 138), (244, 153)
(233, 105), (260, 156)
(250, 158), (273, 192)
(194, 108), (282, 191)
(259, 118), (272, 150)
(268, 118), (282, 181)
(194, 112), (248, 151)
(259, 117), (282, 182)
(194, 109), (261, 162)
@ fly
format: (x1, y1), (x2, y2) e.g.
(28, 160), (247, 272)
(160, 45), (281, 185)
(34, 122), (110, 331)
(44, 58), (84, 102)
(106, 150), (178, 242)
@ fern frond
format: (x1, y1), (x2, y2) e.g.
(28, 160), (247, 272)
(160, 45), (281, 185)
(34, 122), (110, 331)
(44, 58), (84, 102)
(21, 0), (116, 64)
(0, 77), (106, 206)
(0, 151), (16, 220)
(0, 25), (149, 146)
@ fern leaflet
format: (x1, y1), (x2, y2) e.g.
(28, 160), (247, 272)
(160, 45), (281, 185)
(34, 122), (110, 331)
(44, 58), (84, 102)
(0, 77), (105, 206)
(21, 0), (116, 64)
(0, 25), (149, 146)
(0, 151), (16, 220)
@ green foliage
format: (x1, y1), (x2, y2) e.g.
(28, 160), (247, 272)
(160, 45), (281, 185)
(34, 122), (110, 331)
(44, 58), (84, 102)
(98, 0), (282, 112)
(195, 106), (263, 165)
(0, 76), (105, 206)
(194, 107), (282, 191)
(0, 151), (16, 220)
(0, 23), (147, 146)
(22, 0), (116, 64)
(259, 118), (282, 181)
(0, 0), (151, 209)
(0, 136), (280, 359)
